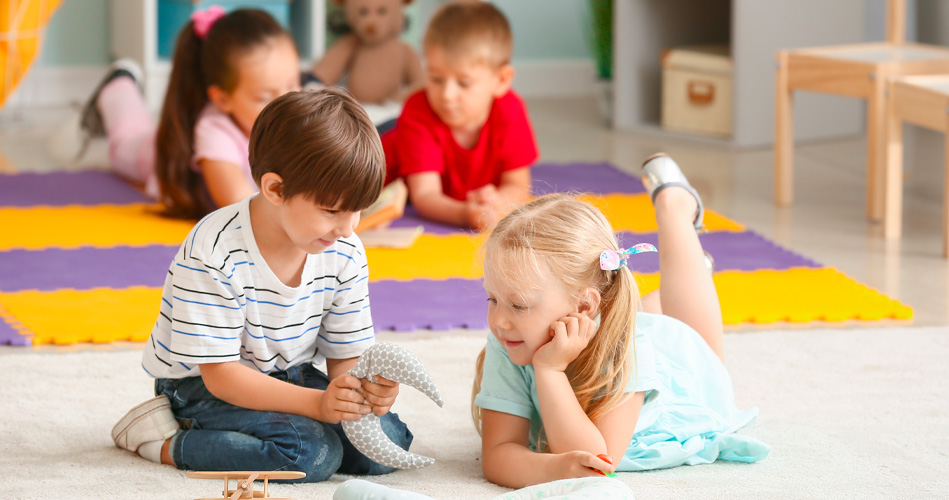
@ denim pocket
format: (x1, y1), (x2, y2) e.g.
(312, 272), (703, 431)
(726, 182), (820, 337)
(156, 376), (207, 407)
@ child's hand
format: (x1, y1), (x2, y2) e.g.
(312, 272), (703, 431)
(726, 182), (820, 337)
(532, 312), (597, 372)
(360, 376), (400, 416)
(318, 374), (372, 424)
(471, 184), (501, 209)
(552, 451), (616, 480)
(464, 197), (499, 232)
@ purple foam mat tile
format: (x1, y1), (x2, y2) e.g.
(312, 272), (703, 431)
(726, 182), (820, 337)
(387, 206), (471, 235)
(0, 171), (150, 207)
(616, 230), (823, 274)
(0, 316), (30, 346)
(531, 162), (647, 196)
(369, 278), (488, 331)
(388, 163), (646, 233)
(0, 245), (178, 292)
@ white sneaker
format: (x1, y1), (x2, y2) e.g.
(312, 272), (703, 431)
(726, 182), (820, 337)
(78, 58), (143, 139)
(111, 395), (179, 453)
(48, 58), (144, 164)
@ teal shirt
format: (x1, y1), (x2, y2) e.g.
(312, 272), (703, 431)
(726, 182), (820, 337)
(474, 312), (770, 470)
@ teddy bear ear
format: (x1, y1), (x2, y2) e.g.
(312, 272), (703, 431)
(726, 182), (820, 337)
(333, 0), (345, 5)
(403, 0), (415, 5)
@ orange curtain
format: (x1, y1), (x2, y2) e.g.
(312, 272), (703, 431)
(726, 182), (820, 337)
(0, 0), (61, 109)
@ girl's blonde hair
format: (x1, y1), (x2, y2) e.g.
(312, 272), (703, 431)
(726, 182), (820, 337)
(472, 194), (640, 442)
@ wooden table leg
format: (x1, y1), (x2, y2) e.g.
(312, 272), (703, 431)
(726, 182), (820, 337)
(775, 51), (794, 207)
(867, 71), (888, 222)
(883, 83), (903, 240)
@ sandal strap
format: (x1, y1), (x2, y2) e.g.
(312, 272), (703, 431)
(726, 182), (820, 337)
(642, 154), (705, 231)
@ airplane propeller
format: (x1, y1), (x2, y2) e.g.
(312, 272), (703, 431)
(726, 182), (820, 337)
(230, 471), (257, 499)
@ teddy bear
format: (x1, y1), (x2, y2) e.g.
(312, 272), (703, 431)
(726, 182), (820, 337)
(312, 0), (425, 105)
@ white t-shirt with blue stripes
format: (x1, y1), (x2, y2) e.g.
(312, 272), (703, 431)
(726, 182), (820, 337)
(142, 196), (375, 379)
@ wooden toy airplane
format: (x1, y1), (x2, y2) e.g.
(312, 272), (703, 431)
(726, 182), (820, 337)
(187, 471), (306, 500)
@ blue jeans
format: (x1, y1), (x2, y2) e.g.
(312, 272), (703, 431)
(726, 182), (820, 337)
(155, 363), (413, 483)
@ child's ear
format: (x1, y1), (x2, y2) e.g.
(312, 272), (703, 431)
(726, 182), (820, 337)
(207, 85), (231, 112)
(259, 173), (286, 205)
(576, 287), (601, 318)
(492, 64), (515, 98)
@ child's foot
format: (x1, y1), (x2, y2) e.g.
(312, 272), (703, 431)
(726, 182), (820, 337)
(53, 58), (144, 163)
(642, 153), (704, 231)
(111, 395), (179, 458)
(79, 58), (143, 139)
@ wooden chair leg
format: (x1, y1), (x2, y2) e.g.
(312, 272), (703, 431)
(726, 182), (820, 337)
(867, 74), (887, 222)
(775, 51), (794, 207)
(944, 130), (949, 258)
(883, 91), (903, 240)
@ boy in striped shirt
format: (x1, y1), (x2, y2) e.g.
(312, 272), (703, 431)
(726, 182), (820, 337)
(111, 89), (411, 482)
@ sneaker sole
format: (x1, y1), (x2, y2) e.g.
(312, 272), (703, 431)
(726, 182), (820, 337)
(111, 395), (178, 450)
(110, 58), (145, 88)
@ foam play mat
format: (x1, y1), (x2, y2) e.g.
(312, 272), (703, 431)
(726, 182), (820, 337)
(0, 164), (913, 345)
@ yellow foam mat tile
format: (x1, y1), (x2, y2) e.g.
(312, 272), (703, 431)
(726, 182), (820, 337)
(634, 268), (912, 324)
(364, 208), (740, 282)
(0, 287), (161, 344)
(366, 233), (486, 281)
(0, 204), (193, 250)
(579, 194), (744, 233)
(0, 267), (912, 344)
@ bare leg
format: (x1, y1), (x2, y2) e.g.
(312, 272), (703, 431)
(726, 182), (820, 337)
(160, 437), (175, 466)
(641, 291), (662, 314)
(654, 187), (725, 362)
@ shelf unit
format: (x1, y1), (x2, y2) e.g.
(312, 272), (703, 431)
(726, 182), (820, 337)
(109, 0), (326, 110)
(611, 0), (879, 147)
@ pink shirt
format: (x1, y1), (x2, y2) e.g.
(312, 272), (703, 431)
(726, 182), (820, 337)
(192, 104), (254, 188)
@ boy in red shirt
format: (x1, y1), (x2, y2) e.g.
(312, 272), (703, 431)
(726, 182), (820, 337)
(381, 0), (538, 231)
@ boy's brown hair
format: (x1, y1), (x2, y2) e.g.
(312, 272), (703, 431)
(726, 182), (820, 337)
(423, 0), (512, 68)
(249, 88), (385, 212)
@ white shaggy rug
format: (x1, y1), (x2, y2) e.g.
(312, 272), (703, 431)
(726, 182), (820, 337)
(2, 327), (948, 499)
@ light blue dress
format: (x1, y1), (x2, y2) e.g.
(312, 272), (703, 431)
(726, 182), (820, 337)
(474, 312), (770, 471)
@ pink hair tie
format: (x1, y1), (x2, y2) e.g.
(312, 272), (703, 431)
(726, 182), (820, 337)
(600, 243), (658, 271)
(192, 5), (226, 39)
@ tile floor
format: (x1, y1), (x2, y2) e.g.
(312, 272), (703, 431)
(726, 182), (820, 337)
(1, 95), (947, 334)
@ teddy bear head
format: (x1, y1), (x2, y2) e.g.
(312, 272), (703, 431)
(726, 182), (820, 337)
(337, 0), (413, 47)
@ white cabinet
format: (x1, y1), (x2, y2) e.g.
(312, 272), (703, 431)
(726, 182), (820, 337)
(612, 0), (879, 147)
(109, 0), (325, 110)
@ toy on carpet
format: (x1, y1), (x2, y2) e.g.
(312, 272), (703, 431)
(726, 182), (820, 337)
(343, 343), (444, 469)
(333, 477), (635, 500)
(186, 470), (305, 500)
(312, 0), (424, 105)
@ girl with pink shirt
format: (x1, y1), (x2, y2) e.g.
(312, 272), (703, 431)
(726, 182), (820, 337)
(73, 7), (301, 219)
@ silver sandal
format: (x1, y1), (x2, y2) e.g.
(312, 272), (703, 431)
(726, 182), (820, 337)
(641, 152), (705, 231)
(704, 250), (715, 274)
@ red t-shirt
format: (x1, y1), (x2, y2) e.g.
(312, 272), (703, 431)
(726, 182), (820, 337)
(382, 89), (539, 201)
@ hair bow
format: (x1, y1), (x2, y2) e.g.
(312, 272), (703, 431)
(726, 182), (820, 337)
(599, 243), (658, 271)
(192, 5), (226, 39)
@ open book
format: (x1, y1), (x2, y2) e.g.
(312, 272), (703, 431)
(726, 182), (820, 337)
(355, 178), (408, 234)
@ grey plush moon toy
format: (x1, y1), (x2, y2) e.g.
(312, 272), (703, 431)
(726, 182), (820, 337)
(343, 343), (444, 469)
